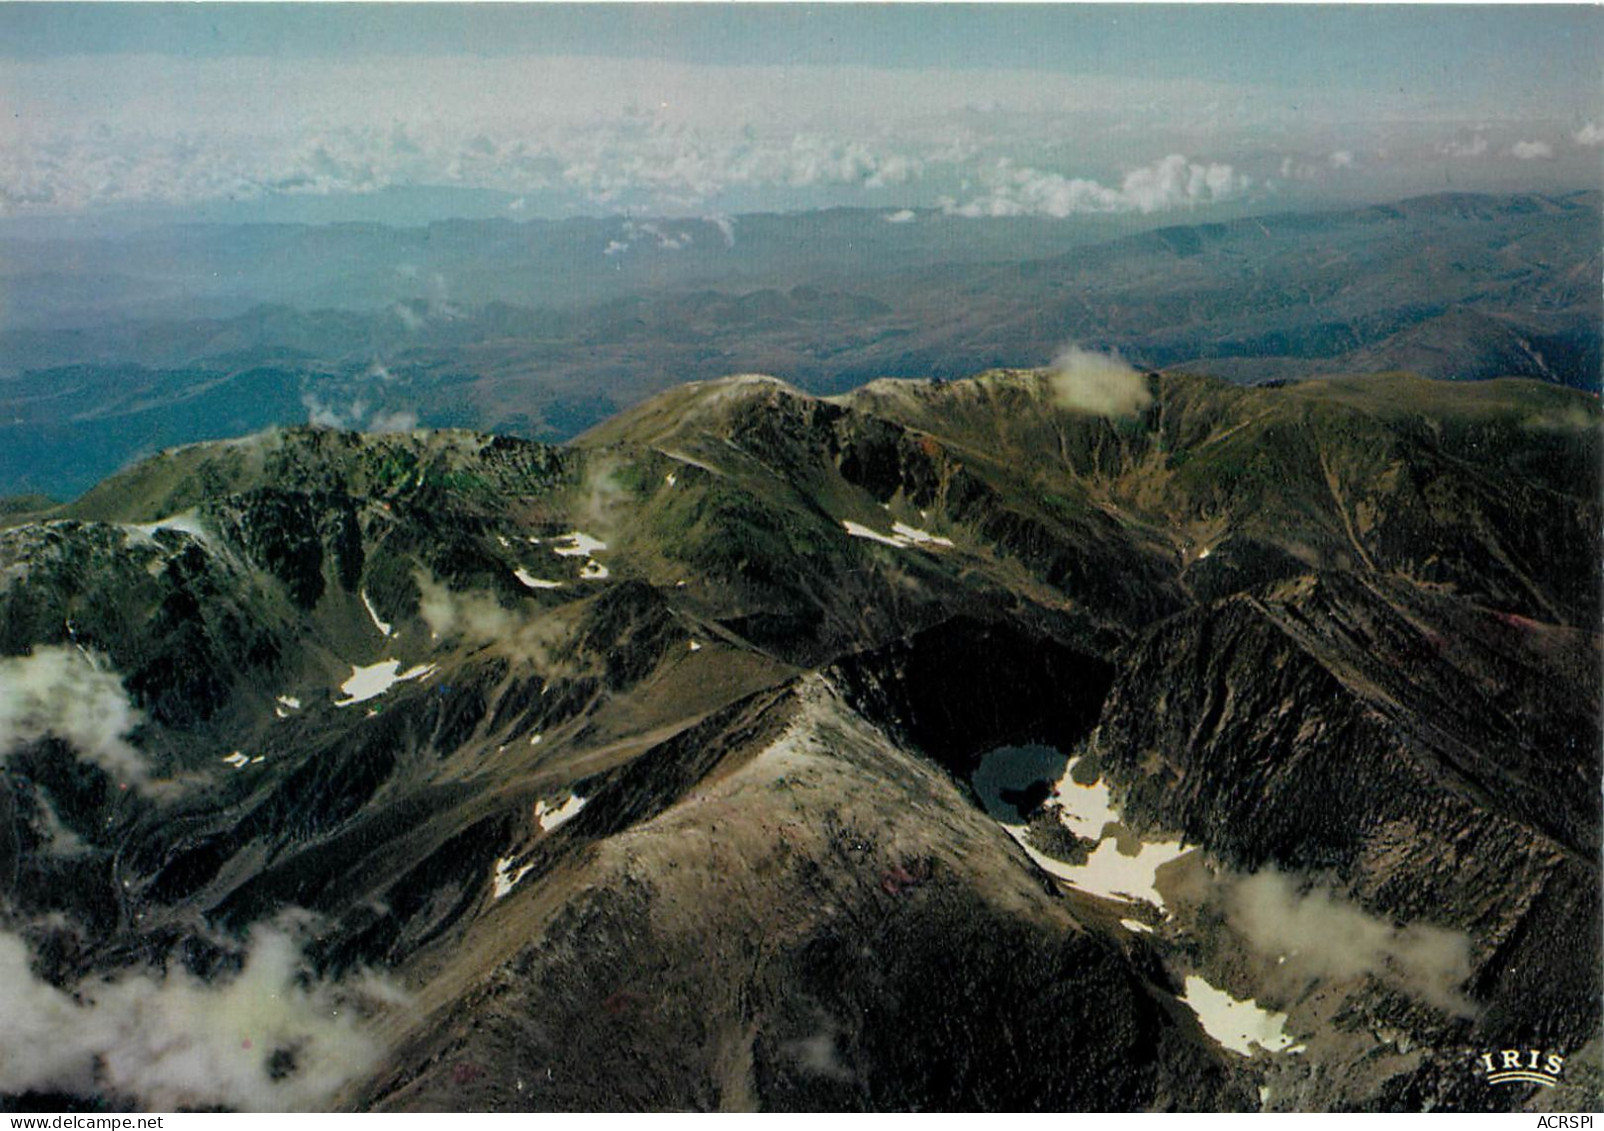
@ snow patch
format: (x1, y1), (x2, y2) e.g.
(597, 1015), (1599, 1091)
(120, 512), (209, 546)
(1001, 824), (1189, 907)
(976, 748), (1191, 910)
(659, 449), (721, 475)
(842, 520), (906, 548)
(549, 532), (607, 557)
(1121, 919), (1154, 934)
(334, 660), (436, 707)
(535, 795), (587, 833)
(842, 519), (953, 550)
(492, 856), (533, 900)
(529, 531), (610, 581)
(665, 473), (677, 487)
(221, 752), (250, 770)
(514, 569), (563, 590)
(1181, 975), (1302, 1056)
(1048, 765), (1120, 841)
(361, 591), (393, 637)
(890, 522), (954, 547)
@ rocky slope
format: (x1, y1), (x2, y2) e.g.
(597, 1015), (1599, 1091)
(0, 368), (1596, 1111)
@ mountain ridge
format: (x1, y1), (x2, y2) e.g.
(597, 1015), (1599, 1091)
(0, 367), (1597, 1111)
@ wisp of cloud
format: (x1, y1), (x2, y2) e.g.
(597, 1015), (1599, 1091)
(1047, 345), (1153, 417)
(415, 570), (518, 642)
(1226, 868), (1477, 1017)
(0, 918), (404, 1110)
(0, 646), (148, 787)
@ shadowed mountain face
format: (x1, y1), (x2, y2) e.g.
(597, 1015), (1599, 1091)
(1, 190), (1597, 501)
(0, 370), (1597, 1112)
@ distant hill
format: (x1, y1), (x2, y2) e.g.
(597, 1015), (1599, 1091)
(0, 190), (1597, 500)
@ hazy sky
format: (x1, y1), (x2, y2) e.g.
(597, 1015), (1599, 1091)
(2, 4), (1600, 222)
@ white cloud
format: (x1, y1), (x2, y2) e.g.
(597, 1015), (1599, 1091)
(706, 213), (737, 246)
(367, 410), (418, 434)
(303, 393), (367, 430)
(1047, 345), (1152, 417)
(0, 47), (1586, 218)
(1328, 150), (1354, 168)
(1278, 156), (1320, 183)
(0, 646), (148, 788)
(0, 51), (1270, 217)
(0, 108), (948, 216)
(415, 571), (516, 642)
(884, 209), (917, 224)
(544, 123), (934, 211)
(1437, 135), (1489, 158)
(1226, 870), (1475, 1017)
(622, 220), (694, 251)
(864, 151), (923, 188)
(1510, 139), (1555, 160)
(304, 387), (414, 434)
(1575, 122), (1604, 147)
(948, 154), (1250, 218)
(0, 918), (403, 1110)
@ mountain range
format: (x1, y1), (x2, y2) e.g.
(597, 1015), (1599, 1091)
(0, 366), (1596, 1111)
(1, 190), (1598, 501)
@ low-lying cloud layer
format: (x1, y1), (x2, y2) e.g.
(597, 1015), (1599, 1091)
(948, 154), (1250, 218)
(1226, 869), (1476, 1017)
(1047, 345), (1152, 417)
(0, 646), (148, 787)
(0, 919), (401, 1110)
(4, 19), (1594, 220)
